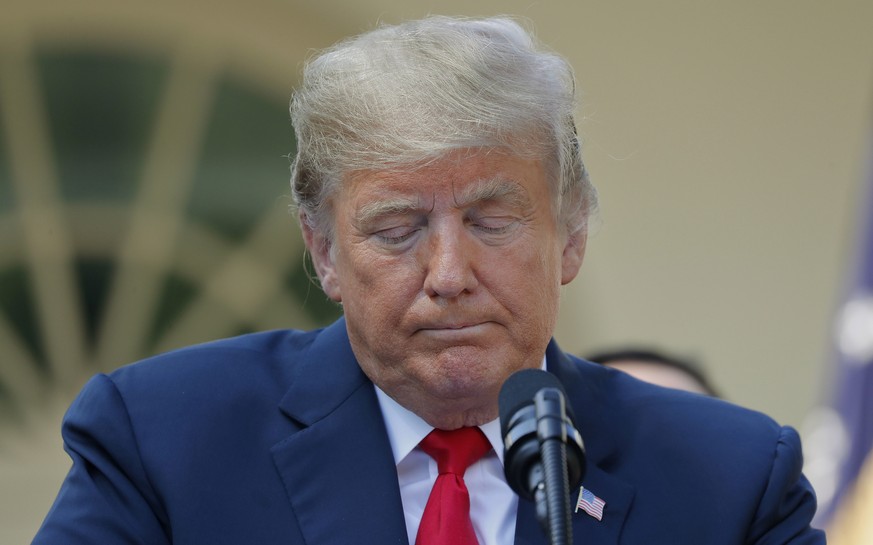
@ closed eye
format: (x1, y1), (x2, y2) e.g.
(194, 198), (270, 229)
(374, 226), (420, 246)
(475, 223), (512, 235)
(468, 216), (520, 240)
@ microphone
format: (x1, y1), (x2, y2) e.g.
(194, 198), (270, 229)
(498, 369), (586, 545)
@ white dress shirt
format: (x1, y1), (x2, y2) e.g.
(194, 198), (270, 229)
(374, 388), (519, 545)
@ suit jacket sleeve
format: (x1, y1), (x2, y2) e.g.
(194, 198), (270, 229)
(32, 374), (170, 545)
(747, 426), (826, 544)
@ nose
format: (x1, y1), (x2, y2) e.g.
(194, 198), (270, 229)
(422, 223), (479, 299)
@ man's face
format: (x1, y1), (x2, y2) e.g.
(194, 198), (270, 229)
(305, 148), (586, 428)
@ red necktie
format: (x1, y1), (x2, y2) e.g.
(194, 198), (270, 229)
(415, 427), (493, 545)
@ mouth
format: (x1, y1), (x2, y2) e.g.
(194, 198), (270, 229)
(416, 322), (493, 339)
(425, 323), (477, 330)
(419, 319), (489, 330)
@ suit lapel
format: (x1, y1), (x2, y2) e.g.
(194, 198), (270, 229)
(271, 319), (408, 545)
(513, 343), (637, 545)
(270, 324), (634, 545)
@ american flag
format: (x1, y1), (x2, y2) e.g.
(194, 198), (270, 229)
(575, 486), (606, 521)
(809, 123), (873, 540)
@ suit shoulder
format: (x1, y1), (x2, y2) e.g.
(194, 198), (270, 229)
(563, 354), (787, 459)
(99, 327), (326, 408)
(559, 354), (821, 543)
(113, 328), (317, 375)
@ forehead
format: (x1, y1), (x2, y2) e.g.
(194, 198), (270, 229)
(340, 148), (549, 205)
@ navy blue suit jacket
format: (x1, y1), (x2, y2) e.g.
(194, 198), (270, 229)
(33, 319), (825, 544)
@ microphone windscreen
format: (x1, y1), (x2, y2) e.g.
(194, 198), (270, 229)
(498, 369), (568, 435)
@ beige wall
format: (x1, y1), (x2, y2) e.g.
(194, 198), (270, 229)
(2, 0), (872, 541)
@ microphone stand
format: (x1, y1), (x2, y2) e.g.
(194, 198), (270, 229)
(533, 388), (573, 545)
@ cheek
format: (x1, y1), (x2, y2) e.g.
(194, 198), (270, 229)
(337, 251), (418, 321)
(503, 240), (563, 328)
(496, 236), (563, 292)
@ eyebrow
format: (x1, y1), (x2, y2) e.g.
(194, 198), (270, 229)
(454, 177), (531, 210)
(355, 197), (422, 227)
(354, 177), (532, 226)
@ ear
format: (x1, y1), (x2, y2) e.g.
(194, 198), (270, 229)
(300, 212), (342, 302)
(560, 227), (587, 285)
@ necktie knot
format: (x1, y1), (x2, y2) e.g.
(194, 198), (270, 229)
(419, 427), (492, 476)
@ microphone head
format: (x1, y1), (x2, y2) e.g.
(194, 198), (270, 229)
(498, 369), (572, 436)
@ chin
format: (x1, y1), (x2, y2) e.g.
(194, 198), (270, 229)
(425, 367), (502, 404)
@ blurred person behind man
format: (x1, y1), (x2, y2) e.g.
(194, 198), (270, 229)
(586, 347), (720, 397)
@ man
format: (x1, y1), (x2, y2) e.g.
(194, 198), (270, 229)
(33, 16), (825, 544)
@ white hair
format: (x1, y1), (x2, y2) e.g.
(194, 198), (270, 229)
(290, 15), (596, 241)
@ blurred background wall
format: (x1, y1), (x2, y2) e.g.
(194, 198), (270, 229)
(1, 0), (871, 541)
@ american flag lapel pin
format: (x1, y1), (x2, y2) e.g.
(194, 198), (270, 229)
(575, 485), (606, 521)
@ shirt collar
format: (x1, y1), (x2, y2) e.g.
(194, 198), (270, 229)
(374, 356), (548, 467)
